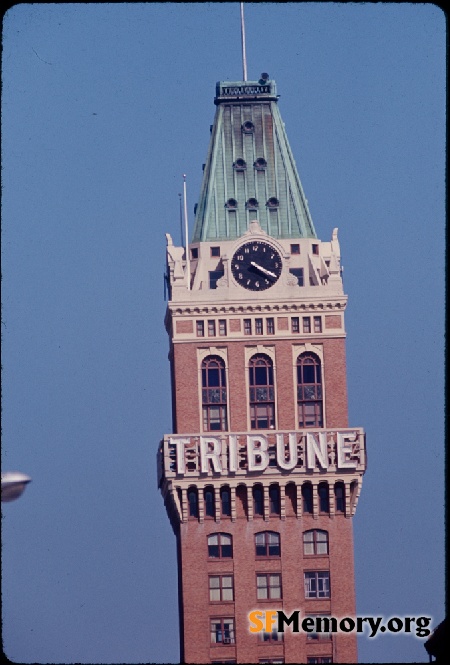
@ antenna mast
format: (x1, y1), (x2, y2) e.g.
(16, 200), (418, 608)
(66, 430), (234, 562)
(240, 3), (248, 81)
(183, 174), (191, 290)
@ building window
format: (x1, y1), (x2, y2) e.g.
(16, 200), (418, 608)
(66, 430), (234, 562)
(302, 483), (313, 514)
(254, 157), (267, 170)
(303, 530), (329, 555)
(233, 158), (247, 171)
(249, 354), (275, 430)
(297, 352), (323, 428)
(290, 268), (304, 286)
(255, 318), (263, 335)
(304, 571), (330, 599)
(306, 615), (333, 642)
(191, 247), (199, 259)
(208, 320), (216, 337)
(259, 629), (283, 643)
(209, 575), (234, 602)
(255, 531), (280, 557)
(307, 658), (332, 664)
(202, 356), (228, 431)
(219, 319), (227, 336)
(210, 618), (235, 644)
(313, 316), (322, 333)
(269, 485), (280, 515)
(335, 482), (345, 513)
(211, 246), (221, 257)
(197, 320), (205, 337)
(318, 482), (329, 514)
(291, 244), (300, 254)
(303, 316), (311, 333)
(205, 487), (215, 517)
(292, 317), (300, 333)
(257, 573), (282, 600)
(221, 487), (231, 516)
(244, 319), (252, 335)
(259, 660), (285, 664)
(208, 533), (233, 559)
(266, 318), (275, 335)
(312, 244), (319, 255)
(187, 488), (198, 518)
(210, 270), (224, 289)
(253, 485), (264, 516)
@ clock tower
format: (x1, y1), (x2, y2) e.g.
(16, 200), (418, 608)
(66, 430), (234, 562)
(158, 75), (366, 664)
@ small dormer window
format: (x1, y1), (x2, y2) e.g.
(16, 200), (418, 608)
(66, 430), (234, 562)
(246, 198), (259, 210)
(225, 198), (238, 209)
(211, 246), (220, 257)
(242, 121), (255, 134)
(312, 244), (319, 255)
(266, 197), (279, 209)
(191, 247), (199, 259)
(233, 158), (247, 171)
(254, 158), (267, 171)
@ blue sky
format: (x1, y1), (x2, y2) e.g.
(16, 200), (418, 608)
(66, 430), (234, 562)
(1, 3), (445, 663)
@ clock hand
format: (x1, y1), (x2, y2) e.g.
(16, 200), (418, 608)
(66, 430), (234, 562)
(250, 261), (277, 279)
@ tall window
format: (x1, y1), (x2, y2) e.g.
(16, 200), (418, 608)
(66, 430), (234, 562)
(302, 483), (313, 514)
(209, 575), (234, 602)
(249, 354), (275, 429)
(335, 482), (345, 513)
(303, 530), (329, 555)
(208, 533), (233, 558)
(266, 318), (275, 335)
(257, 573), (282, 600)
(255, 531), (280, 557)
(202, 356), (228, 431)
(210, 618), (235, 644)
(221, 487), (231, 517)
(304, 571), (330, 599)
(253, 485), (264, 516)
(269, 485), (280, 515)
(187, 488), (198, 518)
(318, 482), (329, 513)
(297, 353), (323, 428)
(205, 487), (215, 517)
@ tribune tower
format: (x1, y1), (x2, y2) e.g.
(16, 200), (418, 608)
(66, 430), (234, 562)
(158, 75), (366, 664)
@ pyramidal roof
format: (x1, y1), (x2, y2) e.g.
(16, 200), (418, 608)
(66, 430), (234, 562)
(192, 76), (317, 242)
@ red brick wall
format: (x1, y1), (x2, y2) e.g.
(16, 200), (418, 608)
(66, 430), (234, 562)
(178, 513), (357, 664)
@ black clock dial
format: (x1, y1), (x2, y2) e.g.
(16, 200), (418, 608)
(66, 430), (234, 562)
(231, 241), (282, 291)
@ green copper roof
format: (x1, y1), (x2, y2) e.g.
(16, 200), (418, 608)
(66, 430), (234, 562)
(192, 78), (317, 242)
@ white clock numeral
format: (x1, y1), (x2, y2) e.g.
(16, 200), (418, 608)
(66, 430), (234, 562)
(255, 281), (259, 288)
(238, 273), (243, 279)
(244, 248), (250, 254)
(246, 279), (251, 285)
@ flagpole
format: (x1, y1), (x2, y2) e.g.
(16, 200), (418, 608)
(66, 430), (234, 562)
(183, 174), (190, 290)
(240, 3), (248, 81)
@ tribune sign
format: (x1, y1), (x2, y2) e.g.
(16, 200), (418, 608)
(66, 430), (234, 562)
(161, 429), (366, 478)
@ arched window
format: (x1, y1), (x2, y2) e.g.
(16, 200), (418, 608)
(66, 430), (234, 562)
(202, 356), (227, 431)
(204, 486), (215, 518)
(269, 484), (280, 515)
(318, 482), (330, 513)
(303, 529), (329, 555)
(297, 352), (323, 427)
(335, 482), (345, 513)
(187, 487), (198, 518)
(253, 485), (264, 516)
(302, 483), (313, 514)
(208, 533), (233, 558)
(255, 531), (281, 557)
(249, 354), (275, 430)
(221, 487), (231, 517)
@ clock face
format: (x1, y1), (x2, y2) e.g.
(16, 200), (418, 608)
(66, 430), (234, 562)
(231, 240), (282, 291)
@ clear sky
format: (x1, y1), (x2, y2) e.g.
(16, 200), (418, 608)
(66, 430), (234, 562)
(1, 3), (445, 664)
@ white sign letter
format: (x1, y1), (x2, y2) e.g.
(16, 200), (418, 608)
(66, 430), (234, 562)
(169, 437), (191, 475)
(228, 435), (238, 472)
(200, 436), (222, 474)
(276, 433), (298, 470)
(306, 432), (329, 470)
(337, 431), (358, 469)
(247, 435), (269, 472)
